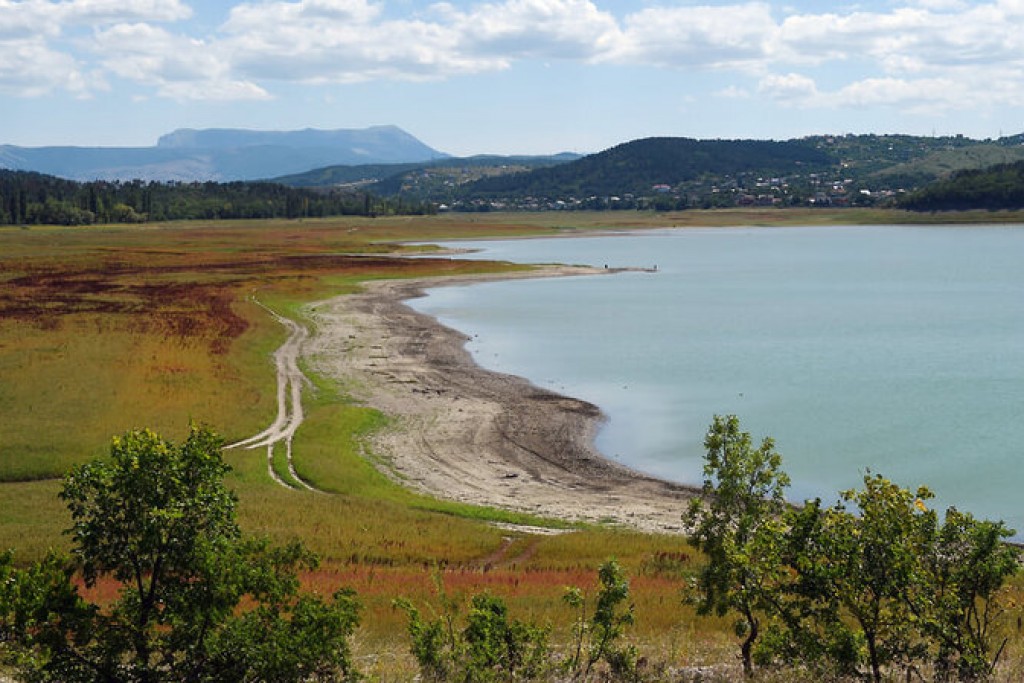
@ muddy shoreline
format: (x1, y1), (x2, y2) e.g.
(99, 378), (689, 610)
(305, 267), (698, 533)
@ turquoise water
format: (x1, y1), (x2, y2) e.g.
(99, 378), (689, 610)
(408, 226), (1024, 530)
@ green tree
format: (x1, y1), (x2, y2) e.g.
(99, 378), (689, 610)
(913, 507), (1018, 681)
(684, 415), (790, 677)
(756, 497), (866, 679)
(766, 474), (1019, 682)
(562, 559), (637, 682)
(1, 426), (360, 682)
(809, 476), (932, 683)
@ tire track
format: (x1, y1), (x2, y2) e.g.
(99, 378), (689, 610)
(226, 301), (318, 492)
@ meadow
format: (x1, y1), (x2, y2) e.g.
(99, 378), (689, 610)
(4, 208), (1024, 680)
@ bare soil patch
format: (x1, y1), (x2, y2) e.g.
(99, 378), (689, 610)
(306, 267), (698, 533)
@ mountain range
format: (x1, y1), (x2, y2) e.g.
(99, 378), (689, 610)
(0, 126), (447, 182)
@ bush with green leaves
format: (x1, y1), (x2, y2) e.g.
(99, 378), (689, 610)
(562, 559), (638, 682)
(395, 578), (550, 683)
(760, 474), (1019, 682)
(0, 425), (361, 683)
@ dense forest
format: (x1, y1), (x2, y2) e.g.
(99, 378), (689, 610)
(0, 170), (433, 226)
(901, 160), (1024, 211)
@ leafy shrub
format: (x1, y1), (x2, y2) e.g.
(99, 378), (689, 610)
(563, 560), (639, 682)
(395, 575), (550, 682)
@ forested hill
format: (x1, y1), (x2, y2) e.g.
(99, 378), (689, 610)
(459, 138), (835, 198)
(901, 161), (1024, 211)
(272, 154), (581, 198)
(0, 170), (432, 226)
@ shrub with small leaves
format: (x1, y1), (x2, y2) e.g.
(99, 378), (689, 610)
(563, 559), (638, 682)
(396, 578), (550, 683)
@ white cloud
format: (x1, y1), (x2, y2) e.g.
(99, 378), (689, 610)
(0, 37), (89, 96)
(222, 0), (500, 83)
(61, 0), (193, 24)
(827, 76), (966, 110)
(0, 3), (52, 40)
(610, 3), (776, 70)
(0, 0), (192, 96)
(221, 0), (618, 85)
(906, 0), (969, 11)
(92, 23), (269, 100)
(758, 72), (818, 102)
(447, 0), (620, 60)
(716, 85), (752, 99)
(226, 0), (380, 29)
(776, 4), (1024, 71)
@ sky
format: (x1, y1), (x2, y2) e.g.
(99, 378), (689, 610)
(2, 0), (1024, 156)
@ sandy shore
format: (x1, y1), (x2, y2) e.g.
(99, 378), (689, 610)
(305, 266), (698, 533)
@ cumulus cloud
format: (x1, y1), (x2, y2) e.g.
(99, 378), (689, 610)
(222, 0), (490, 83)
(758, 72), (818, 102)
(445, 0), (620, 60)
(827, 76), (966, 110)
(0, 37), (88, 96)
(221, 0), (618, 84)
(716, 85), (752, 99)
(610, 2), (776, 70)
(0, 0), (193, 96)
(91, 22), (269, 100)
(61, 0), (193, 24)
(908, 0), (969, 10)
(776, 4), (1024, 70)
(4, 0), (1024, 114)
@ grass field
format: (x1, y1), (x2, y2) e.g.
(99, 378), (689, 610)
(4, 209), (1024, 679)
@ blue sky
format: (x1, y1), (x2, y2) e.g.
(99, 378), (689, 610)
(3, 0), (1024, 156)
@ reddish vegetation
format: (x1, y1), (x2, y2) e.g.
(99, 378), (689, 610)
(0, 249), (490, 354)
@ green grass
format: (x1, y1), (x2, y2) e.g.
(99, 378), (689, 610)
(0, 480), (70, 558)
(873, 144), (1024, 182)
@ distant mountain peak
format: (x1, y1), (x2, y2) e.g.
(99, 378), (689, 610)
(2, 125), (447, 182)
(155, 125), (429, 150)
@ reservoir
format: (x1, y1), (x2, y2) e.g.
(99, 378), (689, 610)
(408, 225), (1024, 531)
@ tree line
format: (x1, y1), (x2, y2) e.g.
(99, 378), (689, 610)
(1, 421), (1019, 681)
(900, 161), (1024, 211)
(0, 170), (435, 226)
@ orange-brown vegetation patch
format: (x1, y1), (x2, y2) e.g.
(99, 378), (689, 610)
(0, 250), (491, 354)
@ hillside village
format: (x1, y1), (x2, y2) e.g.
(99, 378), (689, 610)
(439, 134), (1024, 212)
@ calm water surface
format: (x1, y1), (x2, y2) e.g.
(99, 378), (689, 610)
(409, 226), (1024, 530)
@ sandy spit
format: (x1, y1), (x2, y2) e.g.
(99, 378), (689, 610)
(304, 266), (699, 534)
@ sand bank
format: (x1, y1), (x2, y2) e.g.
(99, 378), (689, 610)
(304, 266), (698, 533)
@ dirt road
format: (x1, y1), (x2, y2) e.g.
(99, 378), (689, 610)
(226, 301), (317, 492)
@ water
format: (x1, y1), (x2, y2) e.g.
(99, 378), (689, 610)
(408, 225), (1024, 531)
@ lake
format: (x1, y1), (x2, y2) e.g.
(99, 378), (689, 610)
(408, 225), (1024, 531)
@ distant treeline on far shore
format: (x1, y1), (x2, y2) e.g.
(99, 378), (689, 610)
(0, 170), (436, 226)
(5, 157), (1024, 227)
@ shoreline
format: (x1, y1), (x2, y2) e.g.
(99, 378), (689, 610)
(305, 266), (698, 533)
